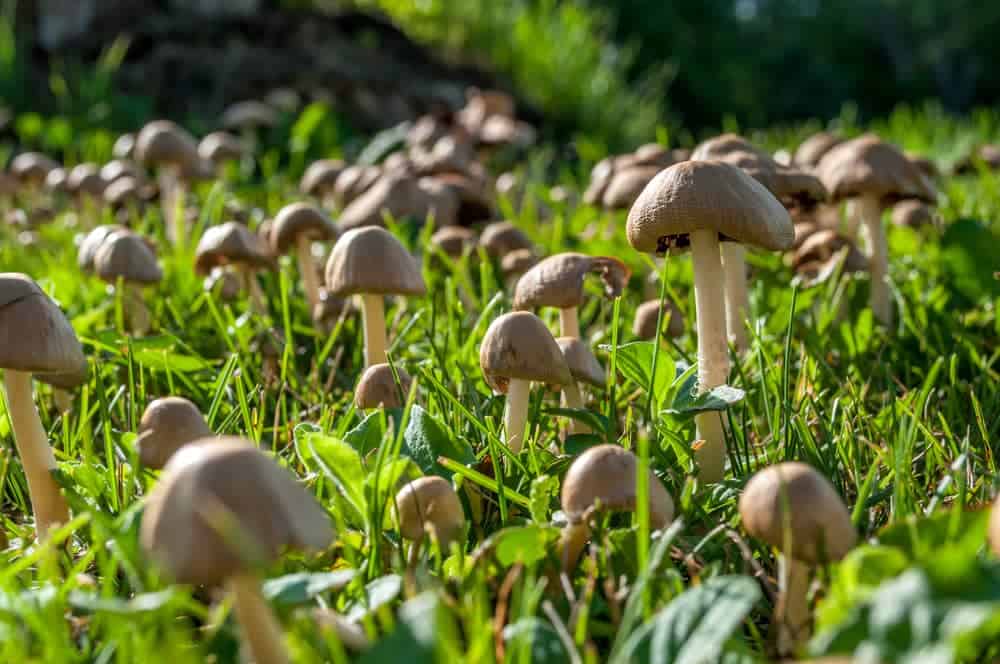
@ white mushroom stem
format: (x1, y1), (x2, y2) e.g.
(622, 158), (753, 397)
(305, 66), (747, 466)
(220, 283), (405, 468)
(559, 521), (591, 571)
(561, 381), (591, 435)
(2, 370), (69, 537)
(503, 378), (531, 454)
(690, 228), (730, 484)
(229, 573), (290, 664)
(295, 235), (322, 312)
(360, 294), (387, 368)
(721, 242), (749, 353)
(559, 307), (580, 338)
(851, 195), (891, 326)
(126, 284), (150, 336)
(158, 166), (183, 246)
(775, 555), (812, 655)
(243, 269), (268, 315)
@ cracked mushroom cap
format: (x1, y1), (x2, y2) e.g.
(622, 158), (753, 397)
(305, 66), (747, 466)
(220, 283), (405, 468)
(140, 437), (333, 586)
(561, 444), (674, 528)
(479, 221), (533, 258)
(137, 396), (213, 469)
(513, 252), (630, 311)
(627, 161), (794, 253)
(891, 200), (936, 228)
(794, 132), (843, 169)
(430, 226), (477, 258)
(815, 134), (937, 205)
(739, 462), (856, 564)
(301, 159), (346, 197)
(479, 311), (572, 392)
(602, 165), (663, 210)
(11, 153), (59, 185)
(195, 222), (273, 276)
(67, 163), (106, 199)
(555, 337), (605, 388)
(325, 226), (426, 297)
(395, 476), (464, 549)
(270, 202), (338, 255)
(135, 121), (200, 173)
(221, 100), (279, 131)
(633, 298), (685, 339)
(94, 231), (163, 285)
(355, 363), (412, 410)
(198, 132), (245, 164)
(0, 273), (87, 378)
(79, 225), (128, 271)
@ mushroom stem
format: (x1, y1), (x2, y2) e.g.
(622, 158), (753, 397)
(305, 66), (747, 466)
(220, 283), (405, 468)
(126, 284), (151, 336)
(775, 554), (812, 655)
(559, 307), (580, 338)
(561, 381), (591, 435)
(690, 228), (730, 483)
(2, 370), (69, 537)
(158, 166), (183, 246)
(229, 573), (290, 664)
(503, 378), (532, 454)
(721, 242), (749, 353)
(360, 294), (388, 368)
(296, 235), (322, 312)
(243, 269), (268, 315)
(559, 521), (591, 571)
(853, 195), (891, 326)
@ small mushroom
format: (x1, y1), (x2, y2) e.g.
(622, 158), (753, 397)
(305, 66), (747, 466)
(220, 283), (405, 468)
(791, 229), (867, 282)
(333, 165), (382, 208)
(136, 396), (212, 469)
(891, 199), (936, 229)
(270, 203), (338, 312)
(338, 172), (458, 232)
(602, 165), (663, 210)
(67, 163), (106, 203)
(395, 476), (464, 562)
(195, 222), (274, 314)
(113, 133), (136, 159)
(221, 100), (279, 164)
(739, 462), (856, 655)
(312, 288), (346, 333)
(430, 225), (477, 259)
(93, 230), (162, 335)
(480, 312), (572, 454)
(355, 363), (412, 410)
(204, 266), (244, 302)
(555, 337), (605, 435)
(300, 159), (346, 208)
(559, 445), (673, 571)
(500, 249), (538, 290)
(10, 153), (59, 190)
(198, 131), (246, 169)
(79, 225), (128, 272)
(135, 120), (202, 245)
(100, 159), (144, 187)
(793, 132), (843, 169)
(44, 167), (70, 197)
(633, 298), (685, 340)
(479, 221), (533, 259)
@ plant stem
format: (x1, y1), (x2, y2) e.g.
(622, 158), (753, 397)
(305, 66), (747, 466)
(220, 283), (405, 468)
(360, 294), (387, 368)
(721, 242), (749, 353)
(503, 378), (531, 454)
(775, 555), (811, 656)
(126, 284), (150, 336)
(562, 380), (590, 434)
(296, 235), (322, 312)
(559, 307), (580, 338)
(854, 195), (891, 326)
(229, 573), (289, 664)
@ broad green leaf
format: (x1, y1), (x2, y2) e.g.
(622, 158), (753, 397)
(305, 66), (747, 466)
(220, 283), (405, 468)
(68, 589), (177, 615)
(346, 574), (403, 621)
(262, 570), (356, 606)
(488, 525), (560, 567)
(940, 218), (1000, 303)
(877, 508), (989, 563)
(402, 405), (476, 477)
(344, 410), (396, 455)
(600, 341), (675, 408)
(666, 383), (746, 416)
(503, 618), (571, 664)
(295, 427), (367, 525)
(529, 475), (560, 524)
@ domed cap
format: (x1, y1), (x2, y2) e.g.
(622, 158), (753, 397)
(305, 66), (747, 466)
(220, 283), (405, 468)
(793, 132), (843, 168)
(555, 337), (605, 388)
(561, 444), (673, 528)
(113, 133), (136, 159)
(791, 229), (867, 279)
(584, 157), (616, 206)
(103, 177), (143, 207)
(325, 226), (426, 297)
(355, 363), (412, 410)
(140, 437), (333, 586)
(430, 226), (477, 258)
(479, 311), (572, 392)
(222, 100), (279, 131)
(94, 231), (163, 285)
(137, 396), (212, 469)
(270, 202), (338, 254)
(0, 273), (87, 377)
(338, 173), (437, 231)
(11, 153), (59, 184)
(300, 159), (346, 196)
(79, 225), (129, 271)
(198, 132), (245, 164)
(891, 200), (936, 228)
(739, 461), (857, 564)
(501, 249), (538, 279)
(815, 134), (937, 204)
(44, 167), (70, 194)
(602, 165), (662, 210)
(691, 134), (769, 162)
(67, 163), (106, 199)
(195, 222), (273, 275)
(479, 221), (533, 258)
(395, 476), (464, 549)
(633, 298), (685, 339)
(36, 363), (88, 391)
(632, 143), (685, 168)
(334, 165), (382, 207)
(135, 121), (200, 172)
(514, 252), (630, 310)
(100, 159), (144, 186)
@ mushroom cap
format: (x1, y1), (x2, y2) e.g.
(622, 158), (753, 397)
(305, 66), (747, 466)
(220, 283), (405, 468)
(792, 229), (867, 273)
(221, 100), (280, 130)
(602, 165), (662, 210)
(561, 444), (674, 528)
(633, 298), (685, 339)
(739, 462), (857, 564)
(113, 133), (136, 160)
(198, 131), (245, 164)
(431, 172), (493, 226)
(36, 363), (88, 390)
(514, 252), (630, 311)
(815, 134), (937, 205)
(300, 159), (346, 196)
(891, 200), (936, 228)
(140, 437), (333, 586)
(270, 202), (338, 254)
(11, 153), (59, 184)
(195, 222), (272, 275)
(430, 225), (477, 258)
(691, 133), (769, 162)
(584, 156), (617, 206)
(0, 273), (87, 376)
(479, 221), (533, 258)
(67, 163), (106, 199)
(94, 231), (163, 285)
(355, 363), (412, 409)
(135, 121), (200, 171)
(311, 288), (346, 329)
(137, 396), (212, 469)
(395, 476), (464, 548)
(78, 225), (128, 271)
(555, 337), (605, 388)
(626, 161), (794, 252)
(479, 115), (535, 147)
(632, 143), (684, 168)
(325, 226), (426, 296)
(407, 115), (451, 150)
(479, 311), (572, 392)
(44, 167), (70, 194)
(906, 152), (938, 179)
(501, 249), (538, 278)
(103, 177), (143, 207)
(334, 165), (382, 207)
(100, 159), (144, 186)
(793, 132), (843, 168)
(338, 173), (443, 232)
(265, 88), (301, 113)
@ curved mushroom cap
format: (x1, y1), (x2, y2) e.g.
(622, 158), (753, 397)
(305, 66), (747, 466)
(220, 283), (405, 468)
(137, 396), (212, 469)
(140, 437), (333, 586)
(561, 444), (674, 528)
(602, 165), (662, 210)
(0, 273), (87, 377)
(627, 161), (794, 253)
(691, 133), (769, 162)
(300, 159), (346, 196)
(265, 88), (301, 114)
(891, 200), (936, 228)
(584, 156), (616, 206)
(67, 163), (106, 199)
(739, 462), (857, 564)
(312, 288), (346, 330)
(395, 476), (465, 549)
(410, 134), (474, 176)
(432, 172), (493, 226)
(338, 173), (446, 232)
(479, 311), (572, 392)
(501, 249), (538, 281)
(94, 231), (163, 285)
(793, 132), (843, 168)
(325, 226), (426, 297)
(632, 143), (685, 168)
(430, 225), (477, 258)
(479, 221), (533, 258)
(195, 222), (273, 275)
(334, 165), (382, 207)
(222, 100), (280, 131)
(514, 253), (630, 310)
(791, 230), (867, 274)
(555, 337), (605, 388)
(113, 133), (136, 160)
(44, 167), (70, 194)
(355, 363), (412, 410)
(11, 153), (59, 185)
(100, 159), (144, 186)
(79, 225), (128, 271)
(270, 202), (338, 254)
(36, 363), (88, 391)
(198, 132), (245, 164)
(906, 152), (938, 180)
(633, 298), (685, 339)
(815, 134), (937, 205)
(103, 176), (143, 207)
(135, 121), (200, 171)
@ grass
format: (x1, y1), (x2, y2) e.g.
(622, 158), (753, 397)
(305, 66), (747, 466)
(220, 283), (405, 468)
(2, 97), (1000, 663)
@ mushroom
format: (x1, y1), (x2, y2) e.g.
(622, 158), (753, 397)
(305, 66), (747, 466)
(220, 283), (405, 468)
(93, 230), (163, 335)
(100, 159), (144, 187)
(0, 273), (86, 537)
(338, 172), (458, 232)
(501, 249), (538, 290)
(136, 396), (212, 469)
(555, 337), (605, 435)
(790, 229), (867, 282)
(198, 131), (246, 170)
(627, 161), (793, 483)
(891, 199), (936, 229)
(300, 159), (346, 209)
(10, 153), (59, 191)
(739, 462), (856, 654)
(195, 222), (274, 314)
(480, 311), (572, 454)
(312, 288), (346, 333)
(103, 176), (146, 219)
(815, 135), (936, 326)
(112, 133), (136, 160)
(270, 203), (338, 312)
(513, 252), (630, 338)
(221, 100), (279, 161)
(134, 120), (202, 245)
(559, 444), (673, 571)
(602, 165), (663, 210)
(793, 132), (843, 169)
(325, 227), (426, 368)
(395, 476), (465, 561)
(479, 221), (533, 259)
(67, 163), (106, 203)
(44, 167), (70, 199)
(430, 225), (477, 259)
(355, 363), (412, 410)
(204, 266), (244, 302)
(78, 225), (128, 272)
(141, 438), (333, 664)
(633, 298), (685, 340)
(333, 165), (382, 208)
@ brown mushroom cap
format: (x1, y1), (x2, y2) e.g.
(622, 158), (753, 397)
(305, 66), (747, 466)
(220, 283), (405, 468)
(792, 229), (867, 272)
(561, 444), (674, 528)
(36, 363), (88, 391)
(739, 462), (856, 564)
(513, 252), (630, 311)
(79, 225), (128, 271)
(793, 132), (843, 168)
(137, 396), (213, 469)
(325, 226), (426, 297)
(355, 363), (413, 409)
(100, 159), (144, 186)
(632, 143), (685, 168)
(501, 249), (538, 279)
(270, 202), (338, 254)
(94, 231), (163, 285)
(334, 165), (382, 207)
(627, 161), (794, 253)
(140, 437), (333, 586)
(113, 133), (136, 160)
(135, 121), (200, 172)
(691, 133), (769, 162)
(11, 153), (59, 185)
(555, 337), (605, 388)
(584, 157), (616, 206)
(430, 225), (477, 258)
(222, 100), (280, 131)
(44, 167), (70, 194)
(195, 222), (273, 275)
(633, 298), (685, 339)
(479, 221), (533, 258)
(479, 311), (573, 392)
(300, 159), (346, 196)
(891, 200), (936, 228)
(198, 132), (245, 164)
(602, 165), (663, 210)
(67, 163), (106, 199)
(103, 177), (143, 207)
(0, 273), (87, 376)
(338, 173), (452, 232)
(815, 134), (937, 205)
(395, 476), (465, 548)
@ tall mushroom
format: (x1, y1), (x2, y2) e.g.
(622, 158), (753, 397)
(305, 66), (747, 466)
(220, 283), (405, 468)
(0, 274), (86, 537)
(633, 298), (685, 340)
(479, 311), (572, 454)
(555, 337), (605, 435)
(93, 231), (163, 335)
(195, 222), (274, 314)
(627, 161), (793, 483)
(355, 363), (412, 410)
(270, 203), (338, 312)
(395, 476), (465, 562)
(134, 120), (202, 245)
(325, 227), (426, 368)
(739, 462), (856, 655)
(136, 396), (212, 469)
